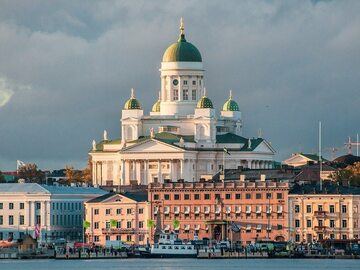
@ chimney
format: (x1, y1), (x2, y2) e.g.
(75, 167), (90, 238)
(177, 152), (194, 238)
(240, 175), (245, 182)
(260, 174), (266, 182)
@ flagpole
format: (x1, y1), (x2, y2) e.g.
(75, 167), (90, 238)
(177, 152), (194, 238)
(223, 150), (225, 178)
(319, 121), (322, 192)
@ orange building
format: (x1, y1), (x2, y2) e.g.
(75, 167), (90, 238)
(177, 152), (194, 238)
(148, 177), (289, 244)
(85, 192), (149, 246)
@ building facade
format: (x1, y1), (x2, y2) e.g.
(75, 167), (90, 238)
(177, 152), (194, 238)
(289, 190), (360, 243)
(85, 192), (149, 246)
(0, 183), (106, 242)
(89, 19), (275, 187)
(148, 177), (289, 244)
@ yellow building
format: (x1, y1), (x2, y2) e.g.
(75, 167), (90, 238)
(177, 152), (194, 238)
(289, 185), (360, 243)
(85, 192), (149, 246)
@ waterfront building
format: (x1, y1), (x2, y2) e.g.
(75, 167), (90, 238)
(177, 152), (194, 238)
(0, 183), (106, 242)
(148, 176), (289, 244)
(85, 192), (149, 246)
(289, 184), (360, 243)
(89, 19), (275, 187)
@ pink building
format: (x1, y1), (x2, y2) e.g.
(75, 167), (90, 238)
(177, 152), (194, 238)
(85, 192), (149, 246)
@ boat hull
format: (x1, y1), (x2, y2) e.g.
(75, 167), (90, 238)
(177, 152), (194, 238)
(140, 250), (197, 258)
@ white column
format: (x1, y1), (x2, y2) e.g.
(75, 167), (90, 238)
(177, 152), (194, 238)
(124, 161), (130, 185)
(41, 201), (46, 226)
(136, 161), (141, 183)
(121, 159), (125, 185)
(180, 159), (184, 179)
(144, 160), (148, 185)
(132, 160), (136, 180)
(46, 201), (51, 227)
(169, 159), (173, 181)
(157, 160), (162, 183)
(92, 161), (97, 185)
(26, 201), (31, 226)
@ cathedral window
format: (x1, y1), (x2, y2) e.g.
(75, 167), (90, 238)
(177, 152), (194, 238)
(173, 89), (179, 101)
(183, 89), (188, 100)
(192, 89), (196, 100)
(183, 80), (188, 85)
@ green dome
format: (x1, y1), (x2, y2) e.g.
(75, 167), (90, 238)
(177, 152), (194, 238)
(162, 19), (202, 62)
(123, 88), (141, 110)
(223, 99), (239, 111)
(152, 100), (161, 112)
(197, 96), (213, 109)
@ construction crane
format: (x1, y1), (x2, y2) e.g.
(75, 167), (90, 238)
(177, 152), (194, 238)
(344, 135), (360, 156)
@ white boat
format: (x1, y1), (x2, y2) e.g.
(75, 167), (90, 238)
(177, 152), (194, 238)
(139, 231), (198, 258)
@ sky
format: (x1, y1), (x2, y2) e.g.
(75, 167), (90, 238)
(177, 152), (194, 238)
(0, 0), (359, 171)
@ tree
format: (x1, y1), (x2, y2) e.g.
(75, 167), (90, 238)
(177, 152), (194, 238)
(81, 157), (93, 184)
(331, 162), (360, 186)
(64, 165), (82, 184)
(18, 163), (45, 183)
(0, 171), (6, 183)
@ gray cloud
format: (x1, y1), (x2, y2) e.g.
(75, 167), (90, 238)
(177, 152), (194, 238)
(0, 0), (359, 170)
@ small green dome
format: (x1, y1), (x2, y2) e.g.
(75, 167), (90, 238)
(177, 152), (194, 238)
(197, 96), (213, 109)
(162, 19), (202, 62)
(223, 99), (239, 111)
(152, 100), (161, 112)
(123, 88), (141, 110)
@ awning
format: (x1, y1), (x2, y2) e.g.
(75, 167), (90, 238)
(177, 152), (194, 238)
(174, 207), (180, 214)
(184, 225), (190, 230)
(194, 224), (200, 231)
(246, 224), (251, 230)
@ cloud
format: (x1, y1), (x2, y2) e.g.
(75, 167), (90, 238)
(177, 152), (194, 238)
(0, 77), (14, 107)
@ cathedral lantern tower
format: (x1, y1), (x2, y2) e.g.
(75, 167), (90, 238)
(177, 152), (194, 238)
(121, 88), (143, 142)
(159, 18), (204, 116)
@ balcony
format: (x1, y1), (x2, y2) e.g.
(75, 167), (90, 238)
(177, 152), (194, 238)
(314, 226), (328, 231)
(101, 228), (147, 235)
(314, 211), (327, 217)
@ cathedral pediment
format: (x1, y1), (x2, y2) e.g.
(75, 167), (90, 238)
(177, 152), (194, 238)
(252, 140), (276, 154)
(121, 139), (185, 153)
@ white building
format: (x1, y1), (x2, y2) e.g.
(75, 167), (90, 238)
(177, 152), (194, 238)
(90, 19), (275, 187)
(0, 183), (106, 242)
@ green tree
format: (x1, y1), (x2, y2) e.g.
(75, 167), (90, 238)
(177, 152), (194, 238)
(0, 171), (6, 183)
(18, 163), (45, 183)
(331, 162), (360, 186)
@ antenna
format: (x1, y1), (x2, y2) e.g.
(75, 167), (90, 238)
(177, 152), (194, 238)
(319, 121), (322, 191)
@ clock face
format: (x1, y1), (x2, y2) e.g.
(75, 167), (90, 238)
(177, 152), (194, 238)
(173, 79), (179, 86)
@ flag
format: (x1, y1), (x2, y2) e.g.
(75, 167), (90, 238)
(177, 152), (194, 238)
(35, 224), (40, 238)
(110, 219), (117, 228)
(83, 220), (90, 229)
(230, 221), (240, 233)
(146, 219), (155, 228)
(223, 148), (231, 155)
(172, 219), (180, 229)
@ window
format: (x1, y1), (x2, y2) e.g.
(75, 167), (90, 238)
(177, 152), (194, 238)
(295, 205), (300, 213)
(9, 203), (14, 210)
(246, 193), (251, 199)
(306, 220), (312, 228)
(139, 221), (144, 228)
(192, 80), (196, 85)
(153, 194), (159, 200)
(277, 224), (283, 230)
(225, 194), (231, 200)
(127, 235), (132, 242)
(116, 235), (121, 241)
(19, 215), (24, 225)
(20, 203), (24, 210)
(329, 205), (335, 213)
(174, 194), (180, 200)
(0, 203), (2, 209)
(116, 221), (121, 228)
(330, 234), (335, 239)
(127, 221), (132, 229)
(194, 194), (200, 200)
(295, 219), (300, 228)
(139, 208), (144, 214)
(318, 205), (323, 212)
(106, 235), (110, 241)
(0, 216), (3, 225)
(330, 220), (335, 228)
(36, 202), (41, 210)
(236, 194), (241, 200)
(116, 208), (122, 215)
(204, 194), (210, 200)
(126, 208), (132, 215)
(277, 193), (283, 199)
(295, 234), (300, 242)
(173, 89), (178, 100)
(94, 236), (99, 242)
(183, 80), (188, 85)
(94, 222), (99, 229)
(105, 209), (111, 215)
(318, 233), (324, 241)
(192, 89), (196, 100)
(256, 193), (262, 199)
(94, 209), (99, 215)
(318, 220), (323, 227)
(9, 215), (14, 225)
(342, 219), (347, 228)
(184, 194), (190, 200)
(342, 205), (347, 213)
(342, 234), (347, 240)
(306, 205), (312, 213)
(215, 194), (221, 200)
(266, 193), (272, 199)
(0, 232), (3, 240)
(183, 89), (188, 100)
(164, 194), (170, 200)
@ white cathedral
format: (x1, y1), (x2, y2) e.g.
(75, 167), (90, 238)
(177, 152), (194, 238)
(90, 19), (275, 186)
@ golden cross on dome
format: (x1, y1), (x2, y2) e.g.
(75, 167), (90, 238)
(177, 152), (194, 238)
(180, 17), (185, 36)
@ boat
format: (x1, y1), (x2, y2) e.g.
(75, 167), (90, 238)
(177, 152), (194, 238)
(139, 231), (198, 258)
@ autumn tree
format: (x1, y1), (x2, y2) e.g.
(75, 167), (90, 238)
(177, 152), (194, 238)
(17, 163), (45, 183)
(64, 165), (82, 184)
(331, 162), (360, 186)
(81, 157), (93, 184)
